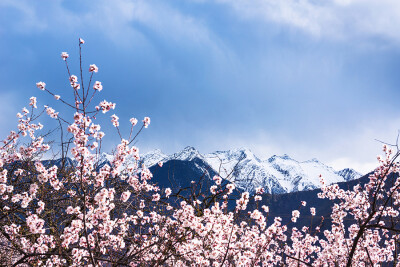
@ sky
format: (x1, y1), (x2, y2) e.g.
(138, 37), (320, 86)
(1, 0), (400, 174)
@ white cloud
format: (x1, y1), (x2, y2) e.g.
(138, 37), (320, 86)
(0, 0), (47, 34)
(4, 0), (400, 46)
(0, 0), (235, 60)
(213, 0), (400, 44)
(105, 0), (233, 56)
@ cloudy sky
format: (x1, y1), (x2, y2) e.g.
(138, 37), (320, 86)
(1, 0), (400, 174)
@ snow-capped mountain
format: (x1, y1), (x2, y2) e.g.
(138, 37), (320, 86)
(140, 149), (168, 167)
(139, 147), (362, 194)
(336, 168), (361, 182)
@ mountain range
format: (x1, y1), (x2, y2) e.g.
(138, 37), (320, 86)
(138, 146), (362, 194)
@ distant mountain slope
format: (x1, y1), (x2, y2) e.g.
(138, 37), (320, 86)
(148, 158), (216, 191)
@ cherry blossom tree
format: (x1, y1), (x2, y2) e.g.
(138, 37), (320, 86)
(1, 39), (400, 266)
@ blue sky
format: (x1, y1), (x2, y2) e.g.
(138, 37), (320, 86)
(1, 0), (400, 174)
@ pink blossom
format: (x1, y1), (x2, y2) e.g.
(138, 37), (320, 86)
(70, 75), (78, 83)
(130, 117), (138, 126)
(111, 114), (119, 127)
(29, 96), (37, 108)
(69, 75), (80, 90)
(121, 191), (131, 202)
(152, 193), (160, 202)
(213, 175), (222, 185)
(72, 82), (80, 90)
(0, 170), (7, 183)
(45, 106), (59, 119)
(165, 188), (172, 198)
(255, 187), (265, 194)
(93, 81), (103, 91)
(29, 183), (38, 195)
(97, 131), (105, 139)
(89, 64), (98, 73)
(210, 185), (217, 194)
(310, 207), (316, 216)
(98, 100), (116, 113)
(292, 210), (300, 223)
(90, 142), (98, 150)
(37, 201), (45, 214)
(143, 117), (150, 128)
(61, 52), (69, 60)
(137, 210), (143, 218)
(226, 183), (235, 194)
(262, 205), (269, 213)
(36, 81), (46, 90)
(0, 184), (7, 195)
(26, 214), (45, 234)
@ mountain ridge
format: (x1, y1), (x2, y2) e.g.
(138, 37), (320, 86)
(139, 146), (362, 194)
(47, 146), (362, 195)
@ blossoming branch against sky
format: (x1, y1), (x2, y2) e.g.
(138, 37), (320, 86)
(1, 0), (400, 174)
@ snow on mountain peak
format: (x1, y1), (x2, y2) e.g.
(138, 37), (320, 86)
(267, 154), (296, 163)
(170, 146), (202, 161)
(336, 168), (362, 182)
(140, 149), (167, 167)
(203, 149), (361, 194)
(280, 154), (292, 160)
